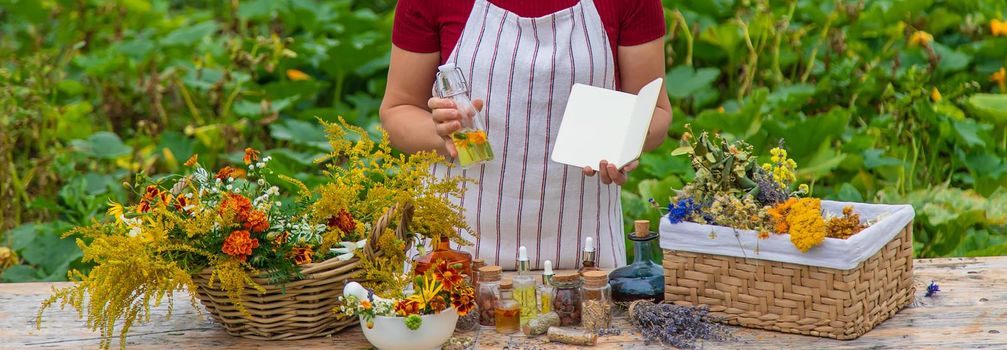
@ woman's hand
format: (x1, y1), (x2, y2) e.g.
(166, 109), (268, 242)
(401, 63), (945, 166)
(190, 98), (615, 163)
(428, 97), (483, 158)
(583, 159), (638, 185)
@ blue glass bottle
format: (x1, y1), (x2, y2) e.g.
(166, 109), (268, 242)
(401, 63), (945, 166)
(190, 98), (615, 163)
(608, 220), (664, 304)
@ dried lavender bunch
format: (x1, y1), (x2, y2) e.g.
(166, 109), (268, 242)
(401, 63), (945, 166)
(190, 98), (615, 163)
(628, 300), (730, 349)
(754, 169), (789, 207)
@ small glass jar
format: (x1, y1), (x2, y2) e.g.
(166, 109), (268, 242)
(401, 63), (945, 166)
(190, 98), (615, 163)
(476, 265), (502, 327)
(551, 273), (582, 326)
(580, 271), (613, 331)
(494, 280), (520, 333)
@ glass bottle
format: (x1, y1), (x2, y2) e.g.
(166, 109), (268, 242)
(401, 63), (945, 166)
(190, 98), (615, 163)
(608, 220), (665, 306)
(471, 258), (486, 296)
(455, 275), (480, 331)
(580, 271), (613, 331)
(578, 236), (599, 275)
(494, 280), (521, 334)
(412, 235), (473, 278)
(435, 63), (494, 167)
(476, 265), (502, 327)
(537, 260), (556, 314)
(551, 273), (582, 326)
(513, 246), (537, 328)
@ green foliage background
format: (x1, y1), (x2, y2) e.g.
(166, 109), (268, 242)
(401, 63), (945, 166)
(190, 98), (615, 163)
(2, 0), (1006, 282)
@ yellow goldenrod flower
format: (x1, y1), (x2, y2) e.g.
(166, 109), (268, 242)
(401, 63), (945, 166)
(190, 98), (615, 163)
(787, 198), (826, 252)
(286, 69), (311, 81)
(930, 87), (942, 102)
(992, 67), (1006, 92)
(909, 31), (933, 47)
(991, 19), (1007, 36)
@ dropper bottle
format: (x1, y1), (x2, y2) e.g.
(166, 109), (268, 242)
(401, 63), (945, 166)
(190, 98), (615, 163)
(578, 237), (599, 275)
(513, 246), (537, 327)
(537, 260), (556, 314)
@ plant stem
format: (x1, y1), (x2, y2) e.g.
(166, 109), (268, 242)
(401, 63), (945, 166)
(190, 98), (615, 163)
(772, 1), (797, 85)
(800, 12), (835, 83)
(175, 76), (204, 125)
(672, 10), (693, 66)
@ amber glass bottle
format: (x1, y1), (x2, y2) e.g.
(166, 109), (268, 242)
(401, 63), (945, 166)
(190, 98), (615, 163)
(413, 235), (473, 278)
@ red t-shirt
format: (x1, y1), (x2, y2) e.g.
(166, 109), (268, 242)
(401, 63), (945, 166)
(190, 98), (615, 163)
(392, 0), (666, 79)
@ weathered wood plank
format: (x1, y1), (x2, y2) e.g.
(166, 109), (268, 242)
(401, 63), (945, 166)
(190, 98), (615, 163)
(4, 257), (1006, 349)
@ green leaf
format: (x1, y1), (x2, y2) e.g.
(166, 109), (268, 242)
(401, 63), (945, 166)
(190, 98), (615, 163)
(862, 148), (901, 169)
(70, 132), (133, 159)
(270, 119), (332, 150)
(1, 265), (42, 282)
(9, 224), (38, 251)
(670, 146), (693, 157)
(951, 119), (989, 149)
(966, 94), (1007, 125)
(161, 21), (218, 47)
(665, 66), (720, 99)
(835, 183), (864, 202)
(965, 243), (1007, 257)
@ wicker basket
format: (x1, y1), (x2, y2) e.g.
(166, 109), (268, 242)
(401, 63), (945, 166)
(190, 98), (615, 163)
(192, 203), (413, 340)
(662, 214), (914, 340)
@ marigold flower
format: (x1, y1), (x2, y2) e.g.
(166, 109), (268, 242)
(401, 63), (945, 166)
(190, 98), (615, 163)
(220, 192), (253, 222)
(909, 30), (933, 47)
(222, 230), (259, 261)
(292, 245), (314, 265)
(0, 246), (20, 270)
(243, 148), (260, 165)
(215, 166), (246, 180)
(466, 130), (488, 145)
(991, 19), (1007, 36)
(328, 209), (357, 233)
(243, 210), (270, 233)
(360, 299), (373, 310)
(184, 154), (198, 167)
(270, 231), (290, 246)
(174, 195), (189, 212)
(286, 69), (311, 81)
(432, 259), (465, 292)
(452, 287), (476, 316)
(428, 296), (448, 312)
(394, 298), (422, 316)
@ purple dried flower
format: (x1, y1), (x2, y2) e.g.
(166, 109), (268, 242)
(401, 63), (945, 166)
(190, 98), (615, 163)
(667, 197), (702, 224)
(925, 281), (939, 297)
(628, 300), (730, 349)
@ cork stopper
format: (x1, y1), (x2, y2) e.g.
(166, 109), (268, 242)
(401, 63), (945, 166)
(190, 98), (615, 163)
(582, 271), (608, 288)
(473, 258), (486, 269)
(478, 265), (502, 282)
(499, 279), (513, 291)
(552, 273), (580, 283)
(634, 220), (650, 238)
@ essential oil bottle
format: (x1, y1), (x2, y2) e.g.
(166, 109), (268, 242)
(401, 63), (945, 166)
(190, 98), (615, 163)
(435, 63), (494, 167)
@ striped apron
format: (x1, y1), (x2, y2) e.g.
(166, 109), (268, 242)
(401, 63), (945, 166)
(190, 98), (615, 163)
(433, 0), (625, 270)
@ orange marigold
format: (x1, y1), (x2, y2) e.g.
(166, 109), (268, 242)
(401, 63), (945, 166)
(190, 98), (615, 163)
(432, 259), (464, 292)
(222, 230), (259, 261)
(215, 166), (246, 180)
(394, 298), (422, 316)
(452, 287), (476, 316)
(429, 297), (448, 313)
(291, 245), (314, 265)
(286, 69), (311, 81)
(768, 197), (798, 234)
(272, 231), (290, 246)
(243, 148), (260, 165)
(244, 210), (270, 233)
(220, 193), (253, 222)
(466, 130), (487, 145)
(184, 154), (198, 167)
(328, 209), (357, 233)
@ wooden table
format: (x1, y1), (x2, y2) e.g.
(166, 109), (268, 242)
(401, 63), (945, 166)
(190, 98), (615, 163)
(4, 257), (1006, 349)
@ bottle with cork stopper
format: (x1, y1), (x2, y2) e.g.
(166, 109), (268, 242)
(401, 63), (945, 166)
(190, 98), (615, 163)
(580, 271), (612, 331)
(476, 265), (502, 327)
(494, 280), (521, 333)
(608, 219), (665, 308)
(412, 235), (473, 279)
(578, 236), (599, 275)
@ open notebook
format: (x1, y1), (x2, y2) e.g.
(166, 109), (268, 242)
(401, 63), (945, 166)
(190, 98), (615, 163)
(551, 77), (663, 169)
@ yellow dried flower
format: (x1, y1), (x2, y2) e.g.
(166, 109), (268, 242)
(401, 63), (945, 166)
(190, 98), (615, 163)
(787, 198), (826, 253)
(930, 87), (942, 102)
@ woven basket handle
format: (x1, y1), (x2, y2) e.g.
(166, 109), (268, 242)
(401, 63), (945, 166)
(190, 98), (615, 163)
(362, 201), (414, 260)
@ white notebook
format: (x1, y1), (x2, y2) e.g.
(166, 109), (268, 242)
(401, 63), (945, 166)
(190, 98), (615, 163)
(551, 77), (663, 169)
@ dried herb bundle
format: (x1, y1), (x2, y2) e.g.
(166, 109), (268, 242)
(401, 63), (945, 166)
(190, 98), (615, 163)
(628, 300), (730, 349)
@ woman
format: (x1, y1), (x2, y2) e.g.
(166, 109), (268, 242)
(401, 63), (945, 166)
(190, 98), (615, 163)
(379, 0), (672, 269)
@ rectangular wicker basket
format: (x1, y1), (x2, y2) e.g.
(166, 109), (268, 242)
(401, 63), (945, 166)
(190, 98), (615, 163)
(660, 201), (915, 340)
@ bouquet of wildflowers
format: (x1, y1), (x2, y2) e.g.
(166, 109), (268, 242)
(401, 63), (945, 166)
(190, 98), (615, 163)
(338, 260), (476, 330)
